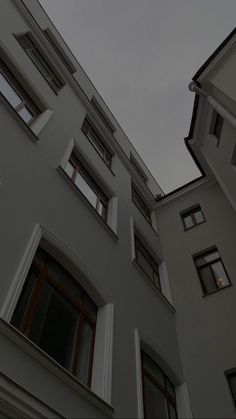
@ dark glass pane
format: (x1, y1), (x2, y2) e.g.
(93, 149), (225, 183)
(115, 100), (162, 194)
(144, 375), (168, 419)
(0, 72), (22, 108)
(46, 256), (82, 303)
(76, 321), (93, 385)
(211, 261), (230, 288)
(228, 374), (236, 402)
(183, 215), (193, 229)
(195, 250), (219, 267)
(137, 248), (153, 280)
(28, 281), (78, 369)
(34, 247), (46, 267)
(194, 209), (204, 224)
(214, 113), (223, 139)
(11, 270), (38, 330)
(142, 353), (165, 387)
(199, 266), (217, 294)
(83, 296), (97, 321)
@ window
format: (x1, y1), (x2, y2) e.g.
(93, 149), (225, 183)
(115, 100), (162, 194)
(135, 236), (161, 290)
(64, 151), (109, 221)
(194, 247), (231, 296)
(132, 185), (151, 224)
(181, 205), (205, 230)
(210, 111), (223, 144)
(91, 97), (115, 134)
(16, 33), (64, 93)
(226, 371), (236, 406)
(0, 58), (40, 125)
(231, 142), (236, 166)
(11, 247), (97, 387)
(141, 351), (178, 419)
(130, 154), (147, 183)
(81, 118), (112, 169)
(44, 28), (76, 74)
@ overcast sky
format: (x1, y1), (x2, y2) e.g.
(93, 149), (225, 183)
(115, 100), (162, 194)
(39, 0), (236, 193)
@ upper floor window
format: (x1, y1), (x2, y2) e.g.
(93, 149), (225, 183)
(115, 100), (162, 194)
(81, 118), (112, 169)
(65, 151), (109, 221)
(210, 111), (223, 145)
(141, 351), (178, 419)
(0, 58), (40, 125)
(44, 28), (76, 74)
(226, 371), (236, 406)
(11, 247), (97, 387)
(91, 96), (115, 134)
(194, 247), (231, 296)
(132, 185), (151, 225)
(181, 205), (205, 230)
(135, 235), (161, 291)
(130, 153), (148, 184)
(16, 33), (64, 93)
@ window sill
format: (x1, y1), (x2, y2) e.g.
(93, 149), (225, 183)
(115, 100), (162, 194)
(57, 166), (119, 241)
(0, 93), (53, 141)
(202, 283), (232, 298)
(131, 259), (175, 313)
(0, 318), (114, 418)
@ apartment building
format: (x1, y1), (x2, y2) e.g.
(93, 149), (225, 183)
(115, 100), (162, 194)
(0, 0), (235, 417)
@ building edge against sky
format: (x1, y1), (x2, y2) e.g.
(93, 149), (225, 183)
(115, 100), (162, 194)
(0, 0), (235, 417)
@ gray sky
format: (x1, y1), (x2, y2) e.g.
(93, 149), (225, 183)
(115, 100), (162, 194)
(39, 0), (236, 193)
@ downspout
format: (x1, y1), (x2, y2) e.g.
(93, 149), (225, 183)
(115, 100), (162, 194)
(188, 81), (236, 128)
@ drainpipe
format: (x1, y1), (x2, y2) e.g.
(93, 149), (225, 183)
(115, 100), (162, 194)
(188, 81), (236, 128)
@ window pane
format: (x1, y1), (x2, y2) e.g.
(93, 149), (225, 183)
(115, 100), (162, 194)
(97, 200), (107, 220)
(65, 161), (74, 178)
(0, 72), (22, 108)
(144, 375), (168, 419)
(87, 129), (104, 156)
(195, 251), (219, 267)
(211, 261), (230, 288)
(137, 249), (153, 280)
(34, 247), (47, 267)
(46, 256), (83, 303)
(142, 353), (165, 387)
(75, 172), (97, 208)
(199, 266), (217, 294)
(183, 215), (193, 229)
(194, 209), (204, 224)
(18, 106), (33, 123)
(28, 281), (78, 369)
(76, 322), (93, 385)
(11, 270), (38, 330)
(27, 49), (52, 80)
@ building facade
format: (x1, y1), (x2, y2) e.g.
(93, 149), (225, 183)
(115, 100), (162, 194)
(0, 1), (235, 417)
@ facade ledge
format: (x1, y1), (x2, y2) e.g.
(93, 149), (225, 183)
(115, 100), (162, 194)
(131, 259), (175, 313)
(0, 318), (115, 418)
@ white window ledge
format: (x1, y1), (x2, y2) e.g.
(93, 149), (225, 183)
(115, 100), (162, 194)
(0, 318), (114, 418)
(131, 259), (175, 313)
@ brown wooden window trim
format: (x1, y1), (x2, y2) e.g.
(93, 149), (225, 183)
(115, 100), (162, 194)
(11, 249), (97, 388)
(193, 247), (231, 297)
(0, 58), (41, 125)
(135, 235), (161, 291)
(181, 205), (206, 231)
(141, 351), (178, 419)
(65, 152), (109, 222)
(15, 32), (65, 94)
(132, 185), (152, 225)
(81, 118), (113, 170)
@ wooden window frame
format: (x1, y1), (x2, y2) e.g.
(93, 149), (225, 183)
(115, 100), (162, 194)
(194, 247), (231, 296)
(141, 351), (178, 419)
(66, 152), (109, 222)
(132, 185), (151, 225)
(81, 118), (112, 169)
(181, 205), (205, 231)
(15, 32), (65, 94)
(11, 249), (96, 387)
(0, 58), (40, 125)
(135, 236), (161, 291)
